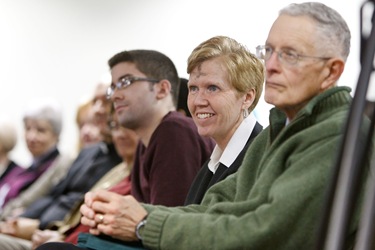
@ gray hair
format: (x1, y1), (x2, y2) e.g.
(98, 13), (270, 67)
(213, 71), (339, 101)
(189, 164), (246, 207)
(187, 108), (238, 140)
(280, 2), (351, 61)
(0, 119), (17, 153)
(23, 97), (63, 136)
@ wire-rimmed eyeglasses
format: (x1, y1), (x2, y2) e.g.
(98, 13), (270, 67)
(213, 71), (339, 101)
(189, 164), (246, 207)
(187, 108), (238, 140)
(106, 77), (160, 98)
(255, 45), (331, 65)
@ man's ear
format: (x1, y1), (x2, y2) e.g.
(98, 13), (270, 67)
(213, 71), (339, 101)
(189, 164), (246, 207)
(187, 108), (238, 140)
(321, 58), (345, 90)
(155, 79), (172, 100)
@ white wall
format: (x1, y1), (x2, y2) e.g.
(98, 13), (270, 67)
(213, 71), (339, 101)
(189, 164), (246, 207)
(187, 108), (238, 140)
(0, 0), (371, 166)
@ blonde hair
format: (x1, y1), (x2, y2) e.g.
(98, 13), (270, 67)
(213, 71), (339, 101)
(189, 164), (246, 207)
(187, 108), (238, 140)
(187, 36), (265, 111)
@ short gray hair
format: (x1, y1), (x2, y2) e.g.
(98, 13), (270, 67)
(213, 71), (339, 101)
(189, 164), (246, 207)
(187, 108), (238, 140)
(280, 2), (351, 61)
(23, 98), (63, 136)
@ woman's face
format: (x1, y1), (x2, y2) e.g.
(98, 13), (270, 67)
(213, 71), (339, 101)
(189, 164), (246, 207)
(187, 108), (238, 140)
(78, 107), (102, 148)
(79, 122), (102, 148)
(111, 120), (139, 164)
(24, 118), (58, 157)
(188, 57), (251, 149)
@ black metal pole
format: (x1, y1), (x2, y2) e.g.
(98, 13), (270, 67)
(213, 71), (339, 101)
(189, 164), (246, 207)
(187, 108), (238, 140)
(315, 1), (375, 249)
(354, 106), (375, 250)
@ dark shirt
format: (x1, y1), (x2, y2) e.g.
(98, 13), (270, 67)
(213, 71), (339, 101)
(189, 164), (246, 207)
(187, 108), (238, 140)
(21, 142), (121, 229)
(184, 122), (263, 205)
(131, 111), (215, 206)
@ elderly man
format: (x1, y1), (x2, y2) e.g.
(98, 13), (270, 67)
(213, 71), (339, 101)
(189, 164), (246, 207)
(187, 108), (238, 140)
(37, 2), (369, 250)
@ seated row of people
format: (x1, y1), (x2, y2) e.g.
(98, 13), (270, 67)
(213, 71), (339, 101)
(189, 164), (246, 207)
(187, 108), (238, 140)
(0, 67), (200, 225)
(3, 3), (367, 249)
(0, 36), (265, 250)
(0, 87), (110, 220)
(38, 38), (263, 249)
(0, 83), (123, 234)
(39, 2), (372, 250)
(0, 50), (219, 249)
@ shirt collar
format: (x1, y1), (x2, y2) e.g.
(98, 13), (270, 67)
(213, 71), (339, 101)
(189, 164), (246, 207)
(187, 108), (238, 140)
(208, 113), (257, 173)
(30, 146), (58, 169)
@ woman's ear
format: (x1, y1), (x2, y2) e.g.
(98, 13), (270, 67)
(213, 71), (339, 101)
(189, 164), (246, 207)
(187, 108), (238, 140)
(320, 58), (345, 90)
(241, 89), (256, 110)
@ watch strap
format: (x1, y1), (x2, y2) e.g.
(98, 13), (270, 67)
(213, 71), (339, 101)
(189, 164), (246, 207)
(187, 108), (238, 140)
(135, 218), (147, 241)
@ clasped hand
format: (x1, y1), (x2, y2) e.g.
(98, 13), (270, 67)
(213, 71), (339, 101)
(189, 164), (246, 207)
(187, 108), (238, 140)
(80, 190), (147, 241)
(0, 217), (40, 240)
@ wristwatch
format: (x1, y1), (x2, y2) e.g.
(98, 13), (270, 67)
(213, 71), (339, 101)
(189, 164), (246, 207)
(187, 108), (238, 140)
(135, 218), (147, 241)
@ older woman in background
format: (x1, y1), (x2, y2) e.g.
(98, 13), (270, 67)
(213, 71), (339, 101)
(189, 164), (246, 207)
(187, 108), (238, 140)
(0, 98), (63, 211)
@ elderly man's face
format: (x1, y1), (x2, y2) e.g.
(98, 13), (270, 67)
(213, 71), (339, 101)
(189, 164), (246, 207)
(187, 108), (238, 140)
(264, 14), (331, 120)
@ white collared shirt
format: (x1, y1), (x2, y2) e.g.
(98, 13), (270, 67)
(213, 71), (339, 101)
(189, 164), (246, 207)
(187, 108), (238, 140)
(285, 118), (290, 126)
(207, 113), (257, 174)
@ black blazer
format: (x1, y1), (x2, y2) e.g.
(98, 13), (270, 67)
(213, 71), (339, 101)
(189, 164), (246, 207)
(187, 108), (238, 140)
(22, 142), (122, 229)
(184, 122), (263, 205)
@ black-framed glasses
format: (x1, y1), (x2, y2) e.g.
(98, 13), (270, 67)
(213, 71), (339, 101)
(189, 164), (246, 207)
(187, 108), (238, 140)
(255, 45), (331, 65)
(106, 77), (160, 98)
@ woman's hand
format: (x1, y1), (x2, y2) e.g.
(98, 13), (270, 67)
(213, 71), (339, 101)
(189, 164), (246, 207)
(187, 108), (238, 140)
(0, 218), (18, 235)
(0, 217), (40, 240)
(31, 229), (63, 249)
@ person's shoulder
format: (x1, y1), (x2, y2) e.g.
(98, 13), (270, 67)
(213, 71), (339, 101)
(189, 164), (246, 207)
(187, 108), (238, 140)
(47, 153), (75, 175)
(79, 142), (102, 153)
(160, 111), (196, 129)
(72, 143), (103, 163)
(152, 112), (202, 141)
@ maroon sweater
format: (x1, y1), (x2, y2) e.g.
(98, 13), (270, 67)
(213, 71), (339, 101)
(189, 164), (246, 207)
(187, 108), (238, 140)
(131, 111), (215, 206)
